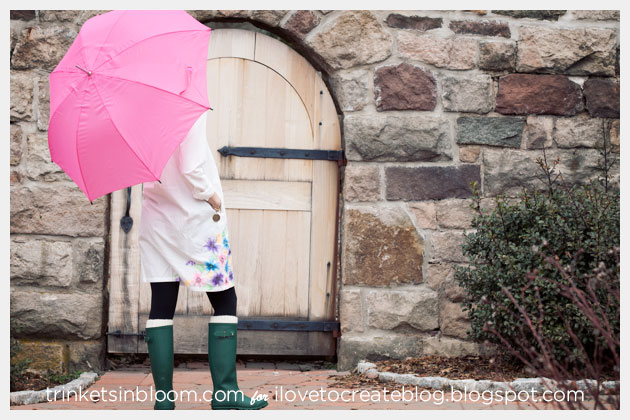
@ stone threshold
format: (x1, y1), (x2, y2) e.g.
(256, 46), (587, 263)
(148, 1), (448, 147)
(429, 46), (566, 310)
(357, 361), (619, 395)
(10, 371), (100, 405)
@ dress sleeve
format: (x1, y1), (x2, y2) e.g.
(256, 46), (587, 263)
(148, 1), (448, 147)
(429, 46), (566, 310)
(177, 112), (216, 201)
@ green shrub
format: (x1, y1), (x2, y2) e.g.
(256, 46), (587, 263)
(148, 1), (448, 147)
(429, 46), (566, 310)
(455, 146), (619, 365)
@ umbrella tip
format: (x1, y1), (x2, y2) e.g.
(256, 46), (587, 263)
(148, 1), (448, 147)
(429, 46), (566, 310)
(158, 179), (162, 184)
(90, 201), (93, 205)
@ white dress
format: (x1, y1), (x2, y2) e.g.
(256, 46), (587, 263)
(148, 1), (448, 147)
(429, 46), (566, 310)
(139, 111), (234, 293)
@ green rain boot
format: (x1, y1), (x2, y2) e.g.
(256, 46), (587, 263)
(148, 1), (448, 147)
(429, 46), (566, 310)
(207, 316), (268, 410)
(144, 320), (176, 410)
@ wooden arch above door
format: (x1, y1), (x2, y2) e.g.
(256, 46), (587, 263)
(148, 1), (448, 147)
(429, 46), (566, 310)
(107, 28), (343, 356)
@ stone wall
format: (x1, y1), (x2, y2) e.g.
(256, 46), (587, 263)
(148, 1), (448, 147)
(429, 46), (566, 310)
(10, 10), (619, 372)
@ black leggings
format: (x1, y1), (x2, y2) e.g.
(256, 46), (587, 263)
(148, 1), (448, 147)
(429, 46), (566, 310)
(149, 282), (237, 319)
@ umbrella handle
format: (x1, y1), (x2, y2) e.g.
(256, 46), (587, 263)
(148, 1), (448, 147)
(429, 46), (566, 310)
(179, 66), (193, 95)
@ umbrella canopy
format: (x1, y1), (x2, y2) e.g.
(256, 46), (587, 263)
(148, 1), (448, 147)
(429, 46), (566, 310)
(48, 10), (212, 203)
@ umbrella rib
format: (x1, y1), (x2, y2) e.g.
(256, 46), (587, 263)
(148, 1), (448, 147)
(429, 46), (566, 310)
(91, 28), (211, 74)
(89, 77), (160, 182)
(95, 73), (210, 111)
(75, 80), (92, 202)
(90, 10), (127, 70)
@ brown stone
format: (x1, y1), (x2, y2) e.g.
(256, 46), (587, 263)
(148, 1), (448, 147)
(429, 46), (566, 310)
(10, 10), (36, 20)
(479, 40), (516, 71)
(342, 164), (381, 202)
(342, 206), (423, 286)
(408, 202), (437, 230)
(496, 74), (583, 116)
(37, 76), (50, 131)
(583, 78), (620, 118)
(282, 10), (321, 38)
(374, 63), (436, 111)
(436, 199), (477, 229)
(11, 339), (68, 373)
(440, 299), (470, 339)
(11, 26), (78, 71)
(386, 165), (480, 201)
(492, 10), (566, 20)
(397, 33), (477, 70)
(339, 288), (363, 333)
(573, 10), (619, 21)
(10, 124), (23, 166)
(459, 146), (481, 163)
(385, 14), (442, 31)
(449, 20), (510, 37)
(10, 71), (34, 122)
(307, 11), (392, 70)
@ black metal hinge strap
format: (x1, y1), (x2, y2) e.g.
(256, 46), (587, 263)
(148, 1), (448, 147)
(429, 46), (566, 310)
(237, 319), (340, 332)
(218, 146), (345, 163)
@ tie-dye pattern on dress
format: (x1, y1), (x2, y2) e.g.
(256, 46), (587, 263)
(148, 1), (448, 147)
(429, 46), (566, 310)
(175, 223), (234, 291)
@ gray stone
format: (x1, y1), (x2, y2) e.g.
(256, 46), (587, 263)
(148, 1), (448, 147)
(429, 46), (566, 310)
(307, 11), (392, 70)
(511, 377), (545, 393)
(430, 231), (467, 263)
(11, 26), (78, 71)
(10, 71), (34, 122)
(344, 114), (452, 162)
(397, 33), (477, 70)
(330, 68), (371, 112)
(73, 238), (105, 285)
(357, 361), (377, 374)
(339, 288), (363, 333)
(435, 199), (477, 229)
(456, 116), (525, 148)
(386, 165), (480, 201)
(441, 74), (493, 114)
(10, 238), (73, 287)
(10, 184), (107, 237)
(517, 26), (617, 76)
(524, 116), (554, 149)
(342, 206), (423, 286)
(365, 287), (439, 331)
(10, 372), (99, 406)
(25, 131), (66, 181)
(422, 335), (480, 356)
(11, 289), (103, 340)
(68, 339), (106, 371)
(337, 332), (423, 371)
(483, 148), (604, 196)
(342, 164), (381, 202)
(479, 40), (516, 71)
(554, 116), (605, 148)
(251, 10), (289, 27)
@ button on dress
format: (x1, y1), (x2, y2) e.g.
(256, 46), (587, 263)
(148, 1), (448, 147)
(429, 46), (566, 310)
(139, 111), (235, 292)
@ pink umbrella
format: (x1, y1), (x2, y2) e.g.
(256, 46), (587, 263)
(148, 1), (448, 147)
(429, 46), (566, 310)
(48, 10), (212, 204)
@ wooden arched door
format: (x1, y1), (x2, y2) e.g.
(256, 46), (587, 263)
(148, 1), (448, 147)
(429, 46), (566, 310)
(107, 28), (343, 356)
